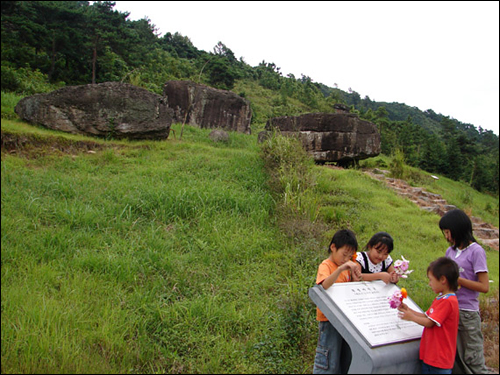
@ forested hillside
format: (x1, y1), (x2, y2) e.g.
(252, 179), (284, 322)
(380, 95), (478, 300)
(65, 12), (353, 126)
(1, 1), (498, 194)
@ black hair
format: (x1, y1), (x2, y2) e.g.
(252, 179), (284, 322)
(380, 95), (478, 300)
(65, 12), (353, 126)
(364, 232), (394, 253)
(427, 257), (459, 292)
(328, 229), (358, 254)
(438, 209), (477, 250)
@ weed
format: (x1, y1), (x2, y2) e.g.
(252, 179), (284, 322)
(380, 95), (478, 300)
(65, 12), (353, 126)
(480, 289), (499, 372)
(106, 117), (117, 140)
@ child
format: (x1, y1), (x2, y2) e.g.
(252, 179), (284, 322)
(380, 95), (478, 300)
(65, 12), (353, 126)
(398, 257), (460, 374)
(355, 232), (399, 284)
(439, 209), (490, 374)
(313, 229), (361, 374)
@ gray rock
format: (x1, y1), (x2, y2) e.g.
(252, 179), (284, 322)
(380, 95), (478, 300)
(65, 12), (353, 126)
(372, 168), (389, 175)
(163, 80), (252, 134)
(14, 82), (173, 140)
(209, 129), (229, 143)
(265, 112), (380, 164)
(333, 103), (350, 113)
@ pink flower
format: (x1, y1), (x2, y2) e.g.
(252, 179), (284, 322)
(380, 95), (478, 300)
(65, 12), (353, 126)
(388, 291), (403, 308)
(394, 260), (408, 272)
(393, 256), (413, 278)
(388, 288), (408, 309)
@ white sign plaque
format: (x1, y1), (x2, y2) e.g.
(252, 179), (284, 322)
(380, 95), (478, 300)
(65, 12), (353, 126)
(324, 280), (424, 347)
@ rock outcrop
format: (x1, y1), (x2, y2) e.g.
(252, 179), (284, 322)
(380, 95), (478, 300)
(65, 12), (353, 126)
(264, 112), (380, 164)
(163, 80), (252, 134)
(14, 82), (173, 140)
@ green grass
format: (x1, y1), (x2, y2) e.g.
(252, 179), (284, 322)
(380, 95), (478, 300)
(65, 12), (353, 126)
(1, 91), (23, 120)
(2, 118), (498, 373)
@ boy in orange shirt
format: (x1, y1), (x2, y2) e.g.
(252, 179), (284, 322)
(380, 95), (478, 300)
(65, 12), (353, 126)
(313, 229), (361, 374)
(397, 257), (460, 374)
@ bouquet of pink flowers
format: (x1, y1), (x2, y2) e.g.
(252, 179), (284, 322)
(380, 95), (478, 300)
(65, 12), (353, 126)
(393, 255), (413, 278)
(388, 288), (408, 309)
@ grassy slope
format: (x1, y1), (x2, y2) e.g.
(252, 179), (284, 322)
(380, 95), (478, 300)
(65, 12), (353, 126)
(1, 118), (498, 373)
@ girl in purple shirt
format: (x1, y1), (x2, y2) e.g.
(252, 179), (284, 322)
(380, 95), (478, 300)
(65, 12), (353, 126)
(439, 209), (490, 374)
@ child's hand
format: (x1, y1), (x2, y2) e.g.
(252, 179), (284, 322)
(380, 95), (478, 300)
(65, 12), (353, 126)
(352, 264), (363, 281)
(342, 260), (359, 273)
(397, 303), (411, 320)
(389, 271), (400, 284)
(397, 302), (408, 312)
(379, 272), (392, 284)
(351, 266), (362, 281)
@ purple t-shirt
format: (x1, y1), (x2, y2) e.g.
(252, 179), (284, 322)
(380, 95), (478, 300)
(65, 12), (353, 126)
(445, 242), (488, 311)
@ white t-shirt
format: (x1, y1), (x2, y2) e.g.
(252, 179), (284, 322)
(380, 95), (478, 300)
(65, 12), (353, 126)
(356, 251), (393, 273)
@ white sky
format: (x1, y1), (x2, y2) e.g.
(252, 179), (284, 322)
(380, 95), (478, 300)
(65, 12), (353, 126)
(114, 1), (499, 135)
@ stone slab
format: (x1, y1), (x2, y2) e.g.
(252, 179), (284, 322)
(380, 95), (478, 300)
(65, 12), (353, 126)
(309, 281), (425, 373)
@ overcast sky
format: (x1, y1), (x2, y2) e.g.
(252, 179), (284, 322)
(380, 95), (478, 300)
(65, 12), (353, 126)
(113, 1), (499, 135)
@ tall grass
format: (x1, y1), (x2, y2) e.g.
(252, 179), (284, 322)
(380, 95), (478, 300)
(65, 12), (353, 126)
(260, 131), (319, 222)
(2, 119), (498, 373)
(2, 123), (300, 373)
(1, 91), (23, 120)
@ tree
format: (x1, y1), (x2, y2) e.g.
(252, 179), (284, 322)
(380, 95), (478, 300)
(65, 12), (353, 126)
(440, 116), (457, 138)
(207, 56), (235, 90)
(256, 61), (282, 90)
(213, 41), (236, 63)
(372, 106), (389, 134)
(31, 1), (87, 82)
(419, 134), (447, 173)
(161, 32), (200, 59)
(445, 137), (464, 180)
(84, 1), (131, 84)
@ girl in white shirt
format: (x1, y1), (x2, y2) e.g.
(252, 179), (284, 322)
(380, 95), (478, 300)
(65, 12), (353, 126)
(355, 232), (399, 284)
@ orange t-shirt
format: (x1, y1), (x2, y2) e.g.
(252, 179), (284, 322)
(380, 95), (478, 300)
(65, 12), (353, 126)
(316, 258), (351, 321)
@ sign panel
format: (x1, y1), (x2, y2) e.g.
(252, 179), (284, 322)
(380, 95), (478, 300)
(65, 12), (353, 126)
(323, 280), (424, 347)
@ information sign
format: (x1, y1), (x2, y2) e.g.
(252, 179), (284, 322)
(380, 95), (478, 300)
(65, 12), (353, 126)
(323, 280), (424, 347)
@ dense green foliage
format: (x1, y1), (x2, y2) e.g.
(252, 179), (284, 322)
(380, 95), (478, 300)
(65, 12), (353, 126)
(1, 0), (498, 194)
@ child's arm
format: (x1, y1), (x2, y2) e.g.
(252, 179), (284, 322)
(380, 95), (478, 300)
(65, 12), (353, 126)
(352, 263), (362, 281)
(359, 271), (392, 283)
(356, 262), (398, 284)
(322, 261), (359, 290)
(397, 303), (435, 328)
(387, 264), (400, 283)
(458, 272), (489, 293)
(357, 264), (396, 284)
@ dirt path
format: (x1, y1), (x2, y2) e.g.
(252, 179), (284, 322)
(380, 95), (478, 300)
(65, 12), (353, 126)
(364, 168), (499, 251)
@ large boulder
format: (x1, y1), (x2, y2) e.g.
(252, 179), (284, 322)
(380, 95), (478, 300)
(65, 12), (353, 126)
(265, 113), (381, 164)
(14, 82), (173, 140)
(163, 80), (252, 134)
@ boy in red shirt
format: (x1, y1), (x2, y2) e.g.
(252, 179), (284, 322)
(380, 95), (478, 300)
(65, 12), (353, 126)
(398, 257), (460, 374)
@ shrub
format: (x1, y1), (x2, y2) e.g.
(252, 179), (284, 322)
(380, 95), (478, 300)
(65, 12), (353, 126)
(0, 66), (64, 95)
(260, 131), (318, 221)
(1, 65), (20, 92)
(389, 148), (406, 179)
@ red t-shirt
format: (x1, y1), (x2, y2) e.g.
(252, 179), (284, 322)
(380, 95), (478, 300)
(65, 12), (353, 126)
(315, 258), (351, 321)
(420, 293), (459, 369)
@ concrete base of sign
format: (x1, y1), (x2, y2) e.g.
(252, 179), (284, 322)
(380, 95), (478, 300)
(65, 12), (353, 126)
(309, 284), (422, 374)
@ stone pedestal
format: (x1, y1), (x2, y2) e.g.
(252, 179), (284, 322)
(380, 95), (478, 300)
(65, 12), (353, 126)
(309, 281), (424, 374)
